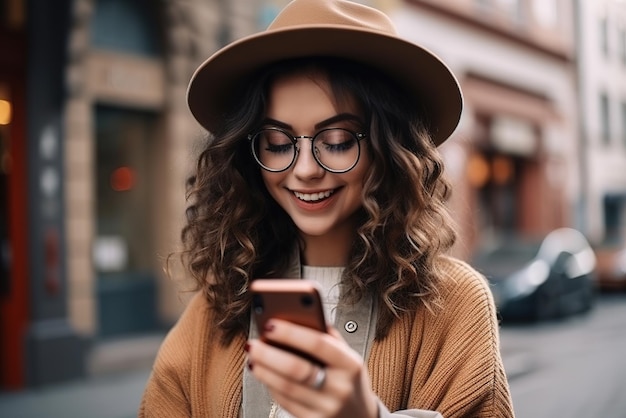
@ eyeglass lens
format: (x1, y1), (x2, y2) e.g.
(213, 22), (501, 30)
(251, 129), (360, 172)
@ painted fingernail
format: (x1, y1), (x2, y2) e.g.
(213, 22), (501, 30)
(247, 361), (254, 371)
(244, 342), (250, 352)
(264, 320), (275, 332)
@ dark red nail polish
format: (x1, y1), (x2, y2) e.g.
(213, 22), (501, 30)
(247, 361), (254, 371)
(264, 321), (275, 332)
(244, 342), (250, 352)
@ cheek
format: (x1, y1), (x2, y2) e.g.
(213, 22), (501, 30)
(260, 172), (283, 199)
(353, 156), (372, 188)
(260, 170), (276, 188)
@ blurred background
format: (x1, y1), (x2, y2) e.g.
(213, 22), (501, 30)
(1, 0), (626, 417)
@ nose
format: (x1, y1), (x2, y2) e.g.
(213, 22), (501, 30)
(292, 138), (324, 179)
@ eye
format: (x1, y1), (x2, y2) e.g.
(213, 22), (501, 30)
(266, 143), (293, 154)
(317, 129), (357, 153)
(258, 130), (293, 154)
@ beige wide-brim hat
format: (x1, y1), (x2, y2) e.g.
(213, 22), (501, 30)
(187, 0), (463, 146)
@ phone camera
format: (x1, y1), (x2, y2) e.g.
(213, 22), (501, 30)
(300, 294), (314, 307)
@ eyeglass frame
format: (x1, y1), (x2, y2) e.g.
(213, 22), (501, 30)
(247, 127), (368, 173)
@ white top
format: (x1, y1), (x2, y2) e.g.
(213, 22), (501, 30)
(302, 265), (344, 324)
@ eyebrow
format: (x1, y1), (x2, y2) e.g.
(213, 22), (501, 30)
(262, 113), (364, 131)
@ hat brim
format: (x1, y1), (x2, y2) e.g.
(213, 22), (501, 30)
(187, 25), (462, 146)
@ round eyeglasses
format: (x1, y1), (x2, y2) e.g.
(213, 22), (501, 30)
(248, 127), (367, 173)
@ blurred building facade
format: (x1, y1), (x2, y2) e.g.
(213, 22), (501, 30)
(62, 0), (272, 383)
(574, 0), (626, 247)
(1, 0), (268, 389)
(391, 0), (579, 258)
(2, 0), (625, 390)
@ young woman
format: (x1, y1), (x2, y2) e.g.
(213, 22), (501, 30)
(140, 1), (515, 417)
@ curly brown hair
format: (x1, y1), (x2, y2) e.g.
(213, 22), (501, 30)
(179, 57), (457, 344)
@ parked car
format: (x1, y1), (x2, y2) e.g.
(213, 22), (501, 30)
(472, 228), (597, 321)
(594, 245), (626, 291)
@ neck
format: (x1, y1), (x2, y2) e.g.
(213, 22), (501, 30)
(300, 229), (354, 267)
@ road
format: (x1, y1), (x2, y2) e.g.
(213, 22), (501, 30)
(500, 292), (626, 418)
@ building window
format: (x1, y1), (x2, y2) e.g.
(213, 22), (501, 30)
(622, 101), (626, 148)
(92, 0), (162, 57)
(620, 28), (626, 65)
(600, 17), (609, 57)
(600, 93), (611, 145)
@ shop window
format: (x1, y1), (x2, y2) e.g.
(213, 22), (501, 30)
(92, 0), (161, 56)
(94, 105), (156, 275)
(94, 105), (158, 336)
(473, 153), (521, 237)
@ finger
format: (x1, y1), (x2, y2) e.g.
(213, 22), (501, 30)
(270, 390), (325, 418)
(263, 319), (361, 369)
(326, 324), (345, 340)
(308, 365), (327, 390)
(251, 360), (332, 414)
(247, 339), (319, 384)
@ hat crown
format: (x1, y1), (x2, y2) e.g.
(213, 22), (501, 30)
(187, 0), (462, 145)
(268, 0), (397, 35)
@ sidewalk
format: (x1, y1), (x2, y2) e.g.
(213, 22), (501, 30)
(0, 333), (165, 418)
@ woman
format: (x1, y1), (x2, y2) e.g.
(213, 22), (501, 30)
(140, 1), (514, 417)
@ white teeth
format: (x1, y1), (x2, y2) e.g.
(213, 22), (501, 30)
(294, 190), (333, 202)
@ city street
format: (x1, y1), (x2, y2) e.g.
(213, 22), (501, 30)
(501, 292), (626, 418)
(0, 293), (625, 417)
(3, 0), (626, 416)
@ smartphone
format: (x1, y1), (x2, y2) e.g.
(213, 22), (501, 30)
(250, 279), (327, 363)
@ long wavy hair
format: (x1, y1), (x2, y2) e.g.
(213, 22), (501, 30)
(179, 57), (457, 344)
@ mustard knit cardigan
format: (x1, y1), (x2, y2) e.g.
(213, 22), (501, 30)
(140, 257), (515, 417)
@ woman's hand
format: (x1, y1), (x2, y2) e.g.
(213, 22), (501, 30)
(246, 319), (379, 418)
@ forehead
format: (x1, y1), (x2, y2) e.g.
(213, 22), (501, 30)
(265, 70), (362, 124)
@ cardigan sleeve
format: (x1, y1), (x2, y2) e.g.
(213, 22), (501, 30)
(369, 257), (515, 418)
(138, 293), (206, 418)
(410, 258), (515, 417)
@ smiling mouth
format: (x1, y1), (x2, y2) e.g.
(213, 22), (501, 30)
(292, 189), (335, 202)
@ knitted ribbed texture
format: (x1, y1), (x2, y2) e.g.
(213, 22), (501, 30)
(138, 294), (246, 418)
(139, 256), (515, 417)
(368, 257), (515, 417)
